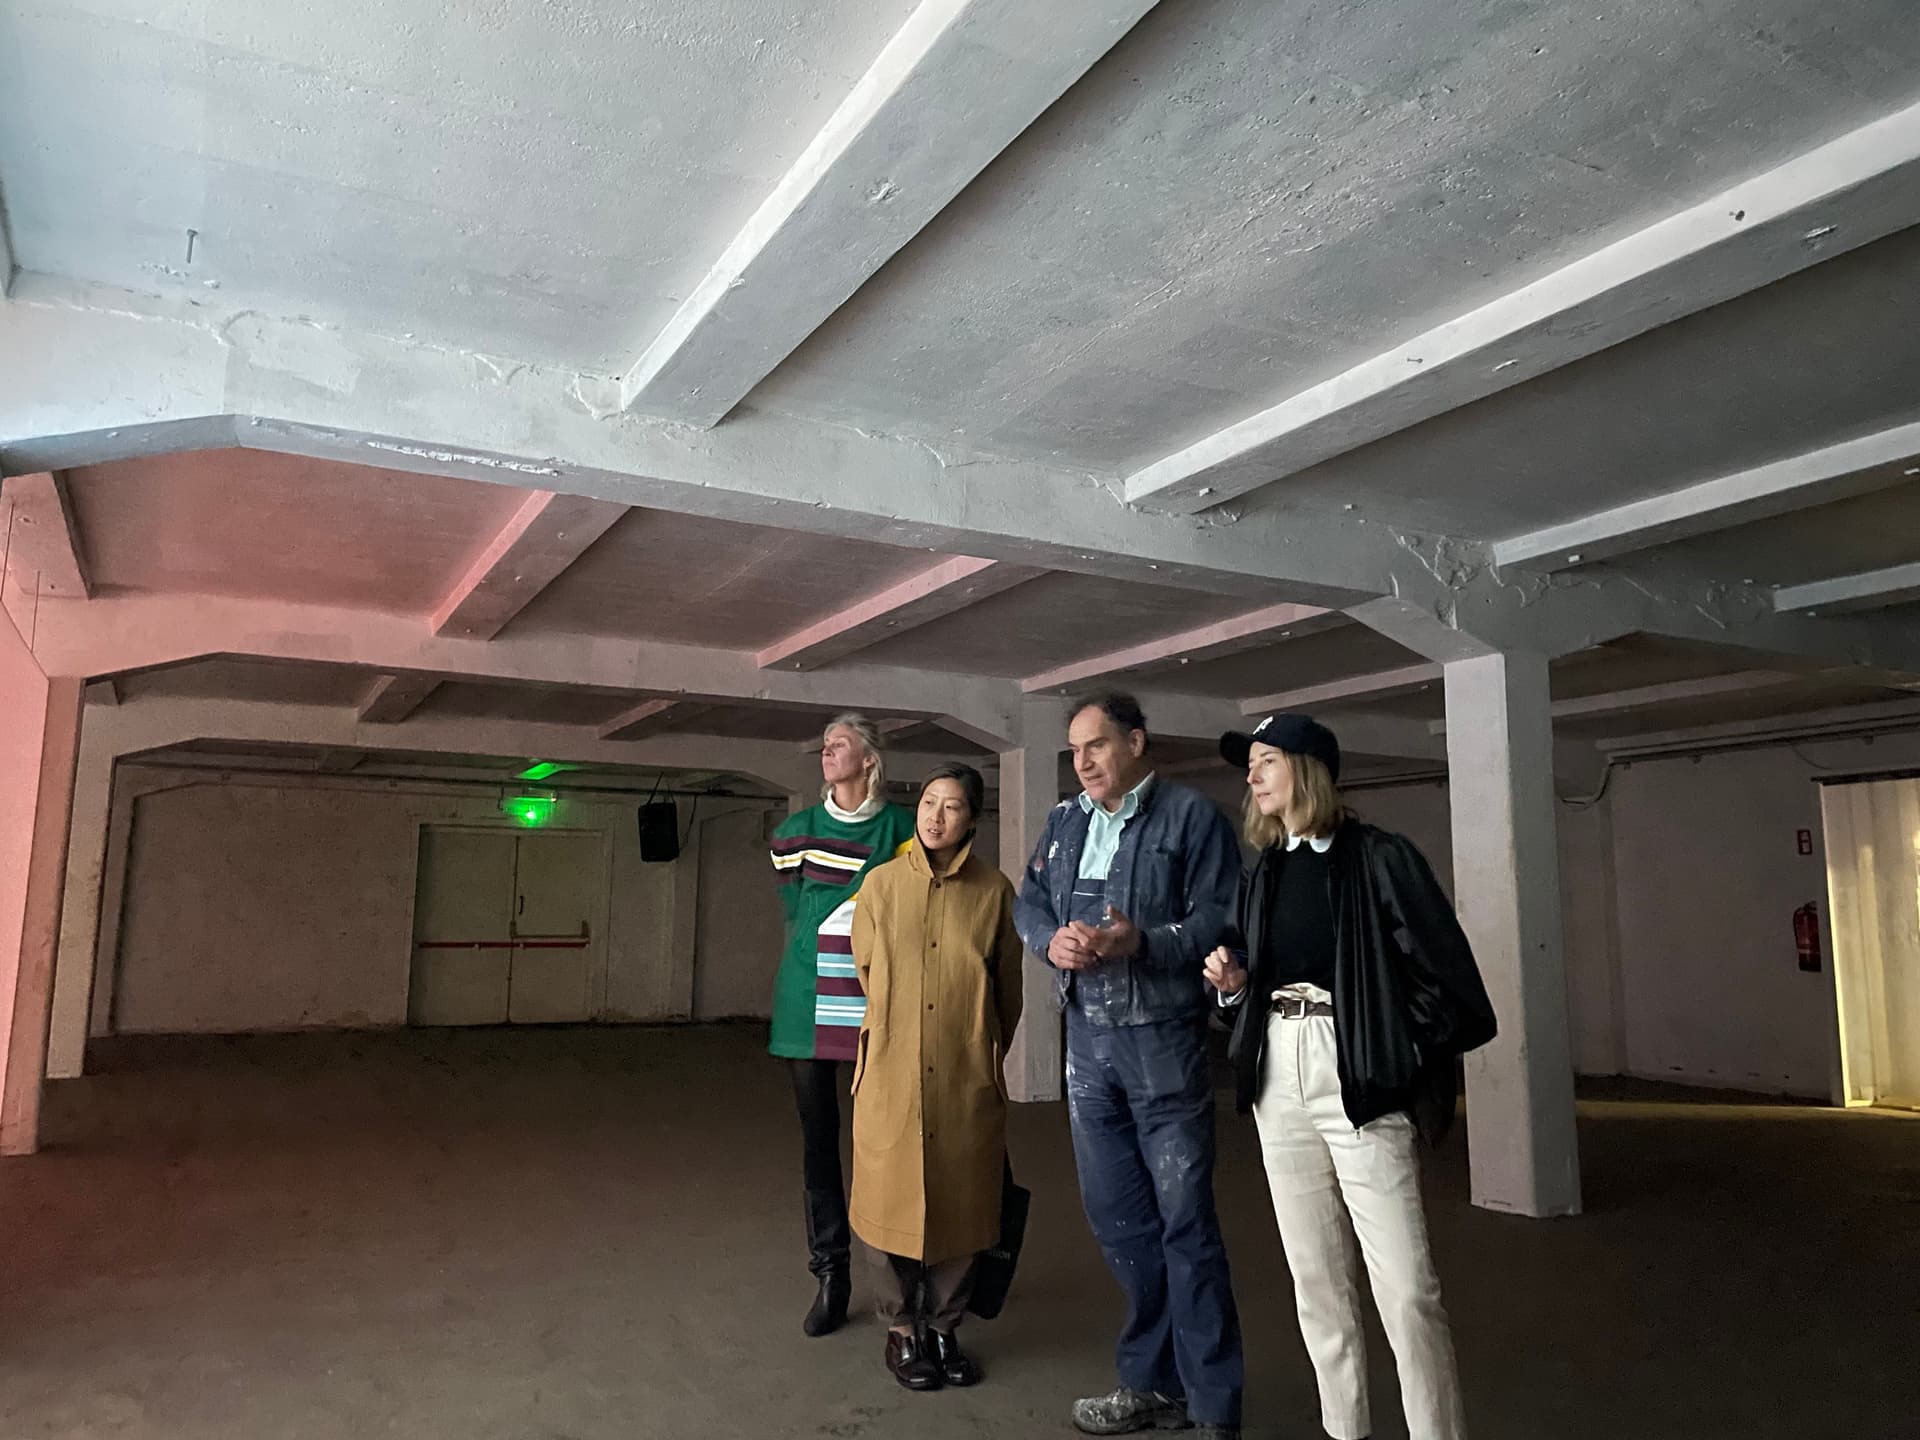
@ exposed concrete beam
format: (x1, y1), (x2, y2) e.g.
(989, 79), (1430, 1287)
(599, 699), (712, 742)
(1020, 602), (1343, 695)
(620, 0), (1162, 425)
(1493, 421), (1920, 571)
(313, 748), (364, 774)
(1430, 669), (1804, 732)
(1773, 560), (1920, 618)
(1, 471), (90, 599)
(1240, 662), (1442, 716)
(85, 679), (119, 707)
(1596, 696), (1920, 757)
(77, 696), (825, 803)
(1125, 99), (1920, 513)
(758, 557), (1042, 672)
(30, 592), (1022, 745)
(431, 490), (627, 639)
(12, 282), (1920, 681)
(0, 180), (14, 296)
(358, 673), (442, 725)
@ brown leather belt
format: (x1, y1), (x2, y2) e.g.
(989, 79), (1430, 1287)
(1269, 994), (1335, 1019)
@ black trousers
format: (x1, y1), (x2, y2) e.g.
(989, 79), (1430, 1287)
(790, 1059), (849, 1276)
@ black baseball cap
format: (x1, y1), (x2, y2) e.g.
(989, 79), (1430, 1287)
(1219, 713), (1341, 781)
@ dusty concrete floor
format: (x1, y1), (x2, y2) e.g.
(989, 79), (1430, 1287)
(1, 1025), (1915, 1440)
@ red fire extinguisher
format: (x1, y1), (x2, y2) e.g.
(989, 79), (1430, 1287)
(1793, 902), (1822, 973)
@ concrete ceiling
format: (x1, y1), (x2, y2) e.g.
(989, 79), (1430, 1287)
(4, 0), (1919, 782)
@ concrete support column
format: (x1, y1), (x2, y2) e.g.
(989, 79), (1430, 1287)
(998, 698), (1067, 1103)
(0, 651), (84, 1156)
(1444, 651), (1582, 1217)
(46, 709), (115, 1078)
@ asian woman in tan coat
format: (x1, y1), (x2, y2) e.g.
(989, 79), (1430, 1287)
(848, 762), (1025, 1393)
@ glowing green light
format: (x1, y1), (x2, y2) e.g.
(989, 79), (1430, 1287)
(502, 792), (557, 827)
(517, 761), (571, 782)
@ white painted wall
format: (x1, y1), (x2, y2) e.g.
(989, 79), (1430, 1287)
(103, 768), (786, 1036)
(1600, 737), (1920, 1098)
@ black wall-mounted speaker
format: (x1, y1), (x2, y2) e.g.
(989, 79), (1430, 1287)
(638, 801), (680, 863)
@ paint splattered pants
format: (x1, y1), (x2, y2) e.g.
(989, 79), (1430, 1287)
(1066, 1007), (1244, 1429)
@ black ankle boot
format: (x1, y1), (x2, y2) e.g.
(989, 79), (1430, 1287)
(803, 1269), (851, 1337)
(801, 1187), (851, 1337)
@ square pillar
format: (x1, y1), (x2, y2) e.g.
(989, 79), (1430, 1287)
(46, 712), (115, 1078)
(1444, 651), (1582, 1217)
(0, 634), (84, 1155)
(998, 698), (1067, 1102)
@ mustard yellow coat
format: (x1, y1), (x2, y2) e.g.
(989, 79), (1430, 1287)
(848, 839), (1026, 1264)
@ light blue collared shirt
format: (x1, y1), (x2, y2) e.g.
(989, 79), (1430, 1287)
(1076, 773), (1154, 880)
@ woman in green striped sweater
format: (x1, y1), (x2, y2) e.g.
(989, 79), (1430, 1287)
(769, 713), (916, 1337)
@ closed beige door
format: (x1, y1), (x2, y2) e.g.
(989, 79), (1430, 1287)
(509, 832), (602, 1023)
(409, 829), (516, 1025)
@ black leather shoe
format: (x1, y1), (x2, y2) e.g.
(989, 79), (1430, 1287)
(802, 1270), (850, 1338)
(885, 1329), (943, 1391)
(926, 1328), (981, 1387)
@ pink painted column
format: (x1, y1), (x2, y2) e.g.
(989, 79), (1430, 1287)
(0, 603), (84, 1156)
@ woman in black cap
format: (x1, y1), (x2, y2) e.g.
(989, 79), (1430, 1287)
(1203, 713), (1495, 1440)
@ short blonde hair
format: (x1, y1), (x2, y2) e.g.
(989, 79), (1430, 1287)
(1242, 750), (1345, 850)
(820, 712), (888, 804)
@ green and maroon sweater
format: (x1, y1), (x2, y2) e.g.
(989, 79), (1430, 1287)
(768, 799), (916, 1061)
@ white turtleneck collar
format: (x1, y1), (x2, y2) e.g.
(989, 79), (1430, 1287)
(825, 787), (885, 824)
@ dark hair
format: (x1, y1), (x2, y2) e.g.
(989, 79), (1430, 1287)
(1068, 689), (1150, 747)
(919, 762), (986, 822)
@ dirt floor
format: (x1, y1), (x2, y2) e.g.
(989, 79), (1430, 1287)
(1, 1024), (1915, 1440)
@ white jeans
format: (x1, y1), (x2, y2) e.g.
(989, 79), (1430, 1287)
(1252, 990), (1466, 1440)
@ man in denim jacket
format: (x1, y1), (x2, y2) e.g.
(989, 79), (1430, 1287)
(1014, 691), (1245, 1440)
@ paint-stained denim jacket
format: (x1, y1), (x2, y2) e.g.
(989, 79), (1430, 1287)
(1013, 775), (1240, 1027)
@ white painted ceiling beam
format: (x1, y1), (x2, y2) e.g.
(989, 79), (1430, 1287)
(1240, 663), (1442, 717)
(599, 699), (711, 743)
(1773, 560), (1920, 618)
(358, 673), (441, 724)
(31, 592), (1023, 744)
(1020, 602), (1344, 695)
(11, 284), (1920, 680)
(0, 471), (90, 599)
(758, 556), (1042, 671)
(1125, 99), (1920, 513)
(1493, 420), (1920, 571)
(86, 696), (824, 799)
(620, 0), (1162, 426)
(1430, 669), (1804, 733)
(431, 490), (627, 639)
(1595, 696), (1920, 757)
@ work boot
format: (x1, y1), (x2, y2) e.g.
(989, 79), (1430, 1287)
(1070, 1386), (1191, 1434)
(801, 1187), (851, 1337)
(884, 1328), (943, 1391)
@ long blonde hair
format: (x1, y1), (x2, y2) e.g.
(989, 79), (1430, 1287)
(1242, 750), (1346, 850)
(820, 712), (887, 805)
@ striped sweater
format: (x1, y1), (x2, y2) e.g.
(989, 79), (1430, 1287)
(767, 801), (916, 1061)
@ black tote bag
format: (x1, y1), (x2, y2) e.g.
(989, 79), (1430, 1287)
(966, 1161), (1030, 1320)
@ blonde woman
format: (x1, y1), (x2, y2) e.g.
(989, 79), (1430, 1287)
(1203, 714), (1495, 1440)
(769, 714), (916, 1336)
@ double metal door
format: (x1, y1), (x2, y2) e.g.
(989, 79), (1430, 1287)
(408, 828), (603, 1025)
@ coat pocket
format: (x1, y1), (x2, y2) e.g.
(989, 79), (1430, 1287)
(850, 1028), (871, 1096)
